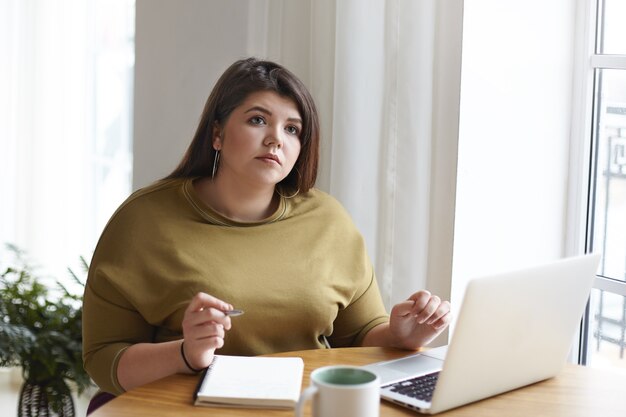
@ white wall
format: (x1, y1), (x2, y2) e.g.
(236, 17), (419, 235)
(451, 0), (578, 307)
(133, 0), (252, 189)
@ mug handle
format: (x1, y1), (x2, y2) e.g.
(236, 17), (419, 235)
(295, 385), (318, 417)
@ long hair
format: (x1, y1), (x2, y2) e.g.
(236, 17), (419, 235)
(164, 58), (319, 193)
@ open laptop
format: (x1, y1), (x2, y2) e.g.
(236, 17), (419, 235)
(362, 253), (601, 414)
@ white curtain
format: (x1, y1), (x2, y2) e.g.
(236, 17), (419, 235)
(0, 0), (133, 279)
(248, 0), (462, 311)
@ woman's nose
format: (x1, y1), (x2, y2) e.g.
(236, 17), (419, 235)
(263, 128), (283, 148)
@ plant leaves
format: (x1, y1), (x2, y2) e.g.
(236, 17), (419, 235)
(1, 244), (94, 393)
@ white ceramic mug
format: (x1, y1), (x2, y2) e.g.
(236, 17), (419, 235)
(295, 365), (380, 417)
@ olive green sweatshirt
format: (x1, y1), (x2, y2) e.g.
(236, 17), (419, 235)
(82, 178), (389, 394)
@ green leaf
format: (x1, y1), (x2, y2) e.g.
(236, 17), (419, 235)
(0, 244), (94, 394)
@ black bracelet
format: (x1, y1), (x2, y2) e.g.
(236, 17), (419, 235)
(180, 341), (203, 373)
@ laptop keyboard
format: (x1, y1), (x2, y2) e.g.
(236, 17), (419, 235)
(383, 371), (440, 402)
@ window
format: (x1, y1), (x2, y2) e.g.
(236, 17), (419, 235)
(0, 0), (134, 280)
(581, 0), (626, 373)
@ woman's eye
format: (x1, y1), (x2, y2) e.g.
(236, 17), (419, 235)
(285, 125), (300, 135)
(249, 116), (266, 125)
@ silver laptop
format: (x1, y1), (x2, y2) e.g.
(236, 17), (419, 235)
(362, 253), (601, 414)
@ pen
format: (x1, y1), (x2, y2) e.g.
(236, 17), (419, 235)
(225, 309), (244, 317)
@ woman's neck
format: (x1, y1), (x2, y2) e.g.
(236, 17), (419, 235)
(194, 177), (278, 222)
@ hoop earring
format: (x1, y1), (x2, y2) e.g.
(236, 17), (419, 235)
(211, 150), (220, 179)
(276, 167), (301, 199)
(276, 187), (300, 199)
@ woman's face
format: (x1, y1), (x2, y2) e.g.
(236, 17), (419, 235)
(213, 90), (302, 189)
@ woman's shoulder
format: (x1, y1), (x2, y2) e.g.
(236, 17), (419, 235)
(290, 188), (354, 223)
(100, 178), (188, 233)
(121, 178), (184, 206)
(115, 178), (186, 213)
(296, 187), (342, 209)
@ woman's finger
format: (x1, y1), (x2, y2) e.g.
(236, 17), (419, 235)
(390, 300), (417, 318)
(408, 290), (432, 311)
(186, 292), (233, 314)
(195, 335), (225, 350)
(431, 311), (452, 330)
(184, 307), (232, 330)
(426, 301), (451, 325)
(413, 295), (441, 323)
(191, 323), (226, 341)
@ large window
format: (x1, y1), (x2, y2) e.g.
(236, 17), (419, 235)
(0, 0), (134, 280)
(582, 0), (626, 373)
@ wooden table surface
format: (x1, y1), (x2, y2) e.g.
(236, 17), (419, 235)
(92, 347), (626, 417)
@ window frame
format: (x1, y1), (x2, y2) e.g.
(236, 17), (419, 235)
(572, 0), (626, 364)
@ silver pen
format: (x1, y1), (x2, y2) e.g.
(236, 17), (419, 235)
(225, 309), (244, 317)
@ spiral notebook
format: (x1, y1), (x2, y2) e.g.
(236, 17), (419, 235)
(193, 355), (304, 409)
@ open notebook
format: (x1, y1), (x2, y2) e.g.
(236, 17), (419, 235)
(193, 355), (304, 409)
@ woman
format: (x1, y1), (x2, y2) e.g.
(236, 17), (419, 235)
(82, 57), (451, 400)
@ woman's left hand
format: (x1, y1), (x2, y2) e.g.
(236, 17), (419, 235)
(388, 290), (451, 349)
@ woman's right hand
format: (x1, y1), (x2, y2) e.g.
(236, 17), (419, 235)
(181, 292), (234, 371)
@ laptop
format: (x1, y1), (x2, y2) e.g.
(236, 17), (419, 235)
(362, 253), (601, 414)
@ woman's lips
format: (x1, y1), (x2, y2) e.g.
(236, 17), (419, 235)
(257, 154), (281, 165)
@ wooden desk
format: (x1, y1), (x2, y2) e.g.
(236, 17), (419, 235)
(92, 347), (626, 417)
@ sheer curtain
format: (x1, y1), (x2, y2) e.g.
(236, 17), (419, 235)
(0, 0), (134, 280)
(248, 0), (462, 312)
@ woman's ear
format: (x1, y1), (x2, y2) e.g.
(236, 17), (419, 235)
(212, 123), (222, 150)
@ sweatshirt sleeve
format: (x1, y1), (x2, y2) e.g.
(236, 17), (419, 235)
(327, 269), (389, 348)
(81, 190), (163, 395)
(82, 266), (155, 395)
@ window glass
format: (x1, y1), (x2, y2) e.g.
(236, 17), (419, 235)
(585, 289), (626, 374)
(598, 0), (626, 54)
(0, 0), (134, 282)
(584, 0), (626, 371)
(592, 69), (626, 283)
(93, 0), (135, 236)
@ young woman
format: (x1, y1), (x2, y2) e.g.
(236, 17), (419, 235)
(82, 58), (451, 400)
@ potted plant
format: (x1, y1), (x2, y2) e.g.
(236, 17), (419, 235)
(0, 245), (92, 417)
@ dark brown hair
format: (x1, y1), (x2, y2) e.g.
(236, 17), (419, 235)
(165, 57), (319, 192)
